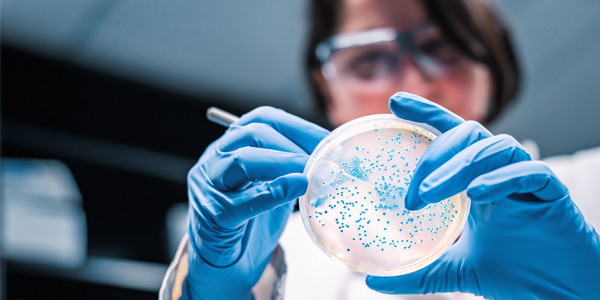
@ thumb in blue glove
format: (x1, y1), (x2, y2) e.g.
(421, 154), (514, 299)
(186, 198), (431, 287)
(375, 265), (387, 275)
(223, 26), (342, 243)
(366, 92), (600, 299)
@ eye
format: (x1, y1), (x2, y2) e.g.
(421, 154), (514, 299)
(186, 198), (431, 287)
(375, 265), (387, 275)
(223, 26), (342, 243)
(421, 40), (462, 64)
(345, 50), (398, 80)
(413, 26), (463, 64)
(328, 40), (399, 81)
(419, 38), (449, 55)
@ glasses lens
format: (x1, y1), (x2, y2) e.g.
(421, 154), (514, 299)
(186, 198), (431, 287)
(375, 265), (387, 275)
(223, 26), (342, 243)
(329, 41), (400, 84)
(321, 25), (465, 92)
(412, 25), (462, 65)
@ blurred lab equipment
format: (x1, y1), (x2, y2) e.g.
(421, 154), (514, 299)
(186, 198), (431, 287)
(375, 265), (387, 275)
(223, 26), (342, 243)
(2, 159), (87, 269)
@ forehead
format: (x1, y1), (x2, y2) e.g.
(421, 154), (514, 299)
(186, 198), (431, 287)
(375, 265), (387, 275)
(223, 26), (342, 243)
(335, 0), (428, 34)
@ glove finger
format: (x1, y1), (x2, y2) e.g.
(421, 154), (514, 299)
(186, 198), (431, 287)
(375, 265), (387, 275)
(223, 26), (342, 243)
(188, 174), (305, 264)
(467, 161), (569, 203)
(209, 147), (309, 191)
(404, 121), (493, 210)
(418, 134), (531, 204)
(218, 122), (306, 154)
(388, 92), (465, 134)
(223, 173), (308, 225)
(236, 106), (330, 154)
(366, 246), (465, 295)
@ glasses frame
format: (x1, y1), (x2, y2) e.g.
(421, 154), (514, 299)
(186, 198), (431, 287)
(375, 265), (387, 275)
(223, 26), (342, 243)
(315, 23), (448, 83)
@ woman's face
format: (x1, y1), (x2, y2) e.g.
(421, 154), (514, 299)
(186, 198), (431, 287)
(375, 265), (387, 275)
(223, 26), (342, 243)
(315, 0), (493, 127)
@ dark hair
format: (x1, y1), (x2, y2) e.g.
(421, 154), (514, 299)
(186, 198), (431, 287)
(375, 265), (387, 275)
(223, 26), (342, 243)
(306, 0), (521, 124)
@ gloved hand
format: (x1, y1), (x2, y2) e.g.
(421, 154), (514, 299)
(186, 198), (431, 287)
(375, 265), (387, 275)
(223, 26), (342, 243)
(366, 92), (600, 299)
(182, 107), (329, 300)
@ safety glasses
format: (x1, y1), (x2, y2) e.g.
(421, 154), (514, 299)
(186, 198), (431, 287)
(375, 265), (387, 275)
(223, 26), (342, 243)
(315, 23), (464, 92)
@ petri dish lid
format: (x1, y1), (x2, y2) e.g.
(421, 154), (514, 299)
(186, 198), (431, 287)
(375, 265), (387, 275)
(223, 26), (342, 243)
(299, 114), (470, 276)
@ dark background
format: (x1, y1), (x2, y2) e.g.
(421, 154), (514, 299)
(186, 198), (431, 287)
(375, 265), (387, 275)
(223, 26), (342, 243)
(2, 46), (227, 299)
(2, 0), (600, 299)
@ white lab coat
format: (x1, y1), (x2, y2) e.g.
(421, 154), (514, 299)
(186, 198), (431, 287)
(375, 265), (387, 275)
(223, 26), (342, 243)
(160, 146), (600, 300)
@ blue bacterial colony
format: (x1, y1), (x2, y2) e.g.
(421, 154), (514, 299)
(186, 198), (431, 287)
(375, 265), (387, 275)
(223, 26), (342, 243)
(303, 122), (465, 275)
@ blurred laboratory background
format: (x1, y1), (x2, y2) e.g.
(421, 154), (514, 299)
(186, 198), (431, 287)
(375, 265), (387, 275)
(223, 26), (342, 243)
(1, 0), (600, 299)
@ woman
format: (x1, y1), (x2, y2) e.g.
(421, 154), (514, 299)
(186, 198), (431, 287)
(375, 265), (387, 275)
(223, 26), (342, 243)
(161, 0), (600, 299)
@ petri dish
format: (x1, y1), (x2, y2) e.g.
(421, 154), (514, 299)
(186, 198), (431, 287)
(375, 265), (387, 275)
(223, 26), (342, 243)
(299, 114), (470, 276)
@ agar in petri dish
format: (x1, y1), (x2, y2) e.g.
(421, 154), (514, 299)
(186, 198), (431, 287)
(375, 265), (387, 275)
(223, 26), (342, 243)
(299, 114), (470, 276)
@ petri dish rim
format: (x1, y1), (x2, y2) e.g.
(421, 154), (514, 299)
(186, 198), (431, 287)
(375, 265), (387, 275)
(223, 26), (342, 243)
(299, 114), (470, 276)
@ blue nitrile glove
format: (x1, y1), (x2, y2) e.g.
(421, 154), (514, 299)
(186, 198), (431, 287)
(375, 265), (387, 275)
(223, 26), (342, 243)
(182, 107), (329, 300)
(366, 92), (600, 299)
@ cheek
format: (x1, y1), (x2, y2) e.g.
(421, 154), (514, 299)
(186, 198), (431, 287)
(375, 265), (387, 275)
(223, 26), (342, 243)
(437, 62), (491, 122)
(327, 84), (393, 126)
